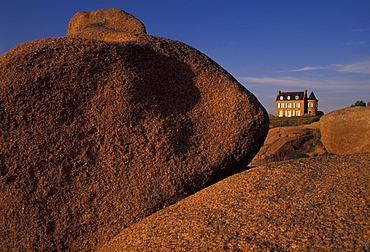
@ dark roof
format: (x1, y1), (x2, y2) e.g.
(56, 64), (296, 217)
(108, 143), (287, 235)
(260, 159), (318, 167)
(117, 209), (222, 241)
(276, 91), (305, 101)
(308, 92), (318, 101)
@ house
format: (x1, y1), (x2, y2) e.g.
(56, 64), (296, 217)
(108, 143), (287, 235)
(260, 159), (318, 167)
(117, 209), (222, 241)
(275, 90), (318, 117)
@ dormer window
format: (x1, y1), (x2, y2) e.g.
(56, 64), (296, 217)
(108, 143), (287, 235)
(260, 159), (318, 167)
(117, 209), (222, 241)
(295, 95), (299, 100)
(280, 96), (283, 100)
(287, 95), (291, 100)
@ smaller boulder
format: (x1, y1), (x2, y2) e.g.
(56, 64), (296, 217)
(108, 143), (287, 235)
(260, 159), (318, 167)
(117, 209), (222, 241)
(320, 107), (370, 155)
(67, 8), (147, 42)
(252, 123), (325, 164)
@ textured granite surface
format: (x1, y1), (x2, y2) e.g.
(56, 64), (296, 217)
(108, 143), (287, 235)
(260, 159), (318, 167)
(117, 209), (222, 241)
(100, 153), (370, 251)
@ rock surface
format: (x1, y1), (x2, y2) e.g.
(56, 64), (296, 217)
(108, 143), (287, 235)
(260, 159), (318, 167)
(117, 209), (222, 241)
(0, 8), (268, 251)
(99, 153), (370, 251)
(252, 122), (325, 164)
(67, 8), (147, 42)
(320, 107), (370, 155)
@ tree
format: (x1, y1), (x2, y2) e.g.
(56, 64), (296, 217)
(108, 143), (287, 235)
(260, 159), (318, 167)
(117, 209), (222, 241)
(350, 100), (366, 107)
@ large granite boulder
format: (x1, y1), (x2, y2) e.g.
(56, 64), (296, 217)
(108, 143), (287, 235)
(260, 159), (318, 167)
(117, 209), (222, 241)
(99, 153), (370, 251)
(0, 8), (268, 251)
(320, 107), (370, 155)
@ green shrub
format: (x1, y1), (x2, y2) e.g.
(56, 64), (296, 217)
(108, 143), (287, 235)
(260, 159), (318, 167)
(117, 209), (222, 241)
(350, 100), (366, 107)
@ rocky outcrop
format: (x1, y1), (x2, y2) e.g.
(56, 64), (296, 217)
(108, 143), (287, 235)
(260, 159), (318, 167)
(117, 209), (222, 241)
(320, 107), (370, 155)
(67, 8), (147, 42)
(0, 8), (268, 251)
(252, 122), (325, 164)
(99, 153), (370, 251)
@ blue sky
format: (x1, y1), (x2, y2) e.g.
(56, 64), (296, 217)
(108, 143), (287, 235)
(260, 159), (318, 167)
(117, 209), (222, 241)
(1, 0), (369, 114)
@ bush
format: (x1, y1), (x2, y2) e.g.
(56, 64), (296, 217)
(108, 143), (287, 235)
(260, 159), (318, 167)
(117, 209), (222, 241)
(350, 100), (366, 107)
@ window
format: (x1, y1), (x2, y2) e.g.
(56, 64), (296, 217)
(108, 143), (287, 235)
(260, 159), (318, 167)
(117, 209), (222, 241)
(287, 95), (291, 100)
(295, 95), (299, 100)
(287, 103), (292, 108)
(297, 103), (300, 108)
(308, 103), (313, 107)
(281, 103), (285, 108)
(280, 96), (283, 100)
(292, 110), (295, 116)
(296, 110), (300, 116)
(293, 103), (296, 108)
(279, 110), (283, 117)
(278, 103), (281, 108)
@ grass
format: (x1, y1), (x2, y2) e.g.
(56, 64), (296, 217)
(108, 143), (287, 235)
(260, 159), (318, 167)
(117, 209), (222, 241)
(269, 115), (322, 128)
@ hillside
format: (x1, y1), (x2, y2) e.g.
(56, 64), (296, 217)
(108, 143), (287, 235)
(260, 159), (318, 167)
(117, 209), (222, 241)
(269, 115), (322, 128)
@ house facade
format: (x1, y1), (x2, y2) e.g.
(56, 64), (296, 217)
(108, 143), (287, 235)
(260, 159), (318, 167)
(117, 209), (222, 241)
(275, 90), (318, 117)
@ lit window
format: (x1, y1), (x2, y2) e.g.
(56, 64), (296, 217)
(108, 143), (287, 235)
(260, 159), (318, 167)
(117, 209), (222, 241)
(287, 95), (291, 100)
(295, 95), (299, 100)
(281, 103), (285, 108)
(280, 96), (283, 100)
(278, 103), (281, 108)
(297, 103), (300, 108)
